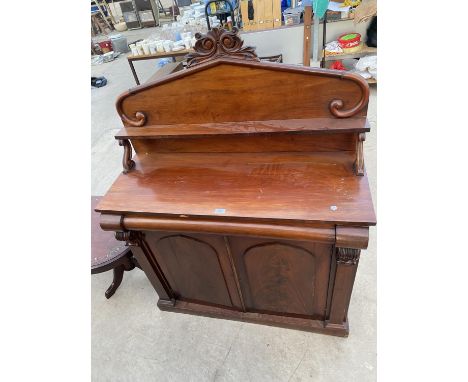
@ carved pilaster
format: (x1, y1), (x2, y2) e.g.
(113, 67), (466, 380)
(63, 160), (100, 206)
(115, 230), (175, 302)
(354, 132), (365, 176)
(326, 246), (361, 329)
(336, 247), (361, 265)
(119, 139), (135, 174)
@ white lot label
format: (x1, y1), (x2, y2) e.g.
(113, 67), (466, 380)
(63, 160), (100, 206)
(214, 208), (226, 214)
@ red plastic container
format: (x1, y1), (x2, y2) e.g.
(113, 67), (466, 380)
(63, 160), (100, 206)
(98, 40), (113, 53)
(338, 33), (361, 49)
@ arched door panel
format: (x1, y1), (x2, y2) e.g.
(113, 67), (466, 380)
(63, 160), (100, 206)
(144, 232), (241, 308)
(229, 237), (332, 317)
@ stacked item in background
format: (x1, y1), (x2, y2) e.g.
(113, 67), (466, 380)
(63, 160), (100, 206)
(128, 22), (205, 56)
(353, 55), (376, 80)
(240, 0), (282, 31)
(178, 3), (222, 28)
(91, 34), (129, 65)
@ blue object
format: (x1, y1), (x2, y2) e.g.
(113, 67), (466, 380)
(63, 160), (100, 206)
(204, 0), (237, 15)
(312, 0), (329, 18)
(157, 58), (173, 68)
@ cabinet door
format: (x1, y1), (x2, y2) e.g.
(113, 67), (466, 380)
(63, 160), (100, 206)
(144, 232), (242, 309)
(228, 237), (333, 318)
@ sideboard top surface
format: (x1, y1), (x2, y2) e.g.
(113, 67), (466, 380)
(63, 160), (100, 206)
(96, 151), (376, 226)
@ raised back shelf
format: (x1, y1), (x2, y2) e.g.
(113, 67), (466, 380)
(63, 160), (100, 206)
(115, 118), (370, 140)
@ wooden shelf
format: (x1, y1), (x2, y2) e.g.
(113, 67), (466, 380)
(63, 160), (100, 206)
(240, 16), (356, 35)
(97, 151), (376, 226)
(127, 49), (193, 61)
(321, 43), (377, 61)
(116, 118), (370, 140)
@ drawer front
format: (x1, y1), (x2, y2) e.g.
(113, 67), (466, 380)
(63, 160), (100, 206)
(228, 237), (333, 318)
(144, 231), (243, 309)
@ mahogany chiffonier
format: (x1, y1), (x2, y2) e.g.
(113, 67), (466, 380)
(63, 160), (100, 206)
(96, 28), (376, 337)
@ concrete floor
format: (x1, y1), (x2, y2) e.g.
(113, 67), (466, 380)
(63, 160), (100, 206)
(91, 27), (377, 382)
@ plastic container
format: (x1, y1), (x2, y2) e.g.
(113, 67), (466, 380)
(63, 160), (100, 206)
(97, 39), (112, 53)
(283, 13), (300, 26)
(338, 33), (361, 49)
(110, 34), (129, 54)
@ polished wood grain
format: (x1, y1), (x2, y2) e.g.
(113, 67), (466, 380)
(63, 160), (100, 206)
(91, 196), (138, 299)
(157, 299), (349, 336)
(117, 60), (369, 127)
(145, 232), (243, 309)
(96, 151), (376, 226)
(229, 237), (332, 318)
(105, 214), (336, 243)
(115, 118), (370, 140)
(129, 132), (358, 155)
(98, 29), (375, 335)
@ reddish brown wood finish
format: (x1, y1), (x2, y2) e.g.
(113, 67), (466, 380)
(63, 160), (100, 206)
(115, 118), (370, 140)
(97, 28), (375, 336)
(97, 151), (376, 226)
(91, 196), (138, 298)
(228, 237), (332, 318)
(117, 61), (368, 127)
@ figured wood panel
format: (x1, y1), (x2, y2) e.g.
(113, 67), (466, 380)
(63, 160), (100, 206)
(119, 61), (368, 126)
(144, 232), (242, 308)
(130, 132), (356, 154)
(96, 151), (376, 225)
(229, 237), (332, 317)
(115, 118), (369, 139)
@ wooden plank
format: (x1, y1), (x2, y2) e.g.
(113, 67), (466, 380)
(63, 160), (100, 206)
(252, 0), (261, 30)
(321, 43), (377, 61)
(115, 118), (370, 139)
(96, 151), (376, 226)
(129, 132), (357, 154)
(118, 61), (369, 126)
(128, 49), (193, 61)
(273, 0), (282, 28)
(240, 0), (250, 31)
(264, 0), (274, 29)
(303, 6), (312, 66)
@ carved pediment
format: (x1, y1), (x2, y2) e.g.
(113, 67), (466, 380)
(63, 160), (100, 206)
(187, 27), (259, 68)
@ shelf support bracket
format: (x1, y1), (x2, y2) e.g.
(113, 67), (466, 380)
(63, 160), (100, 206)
(119, 139), (135, 174)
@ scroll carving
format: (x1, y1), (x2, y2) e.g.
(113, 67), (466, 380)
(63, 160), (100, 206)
(354, 132), (366, 176)
(328, 74), (369, 118)
(115, 231), (142, 247)
(336, 248), (360, 265)
(119, 139), (135, 174)
(116, 95), (147, 127)
(187, 27), (259, 68)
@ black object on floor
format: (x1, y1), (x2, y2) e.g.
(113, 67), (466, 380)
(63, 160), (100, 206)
(92, 76), (107, 88)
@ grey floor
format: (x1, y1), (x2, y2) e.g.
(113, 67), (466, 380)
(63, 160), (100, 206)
(91, 27), (377, 382)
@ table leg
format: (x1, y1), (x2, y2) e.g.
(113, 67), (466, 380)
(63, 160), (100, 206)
(128, 59), (140, 85)
(105, 265), (125, 299)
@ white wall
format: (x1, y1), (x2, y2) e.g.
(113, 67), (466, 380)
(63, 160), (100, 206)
(241, 18), (372, 65)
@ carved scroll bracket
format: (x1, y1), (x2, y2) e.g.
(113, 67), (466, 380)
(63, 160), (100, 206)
(115, 230), (142, 247)
(336, 247), (361, 265)
(187, 27), (259, 68)
(328, 74), (369, 118)
(354, 132), (366, 176)
(119, 139), (135, 174)
(115, 94), (147, 127)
